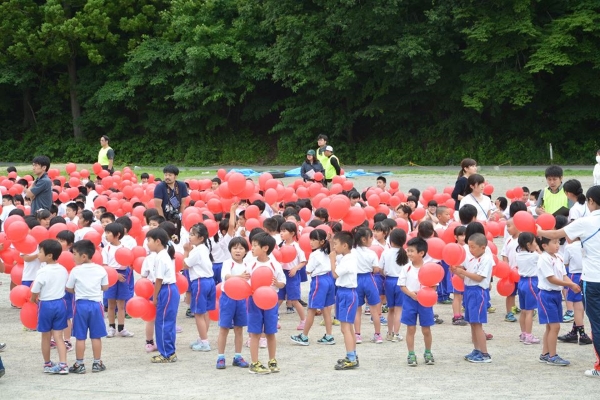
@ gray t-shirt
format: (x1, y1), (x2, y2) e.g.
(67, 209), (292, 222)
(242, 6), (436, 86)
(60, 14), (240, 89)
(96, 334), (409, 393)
(30, 172), (53, 212)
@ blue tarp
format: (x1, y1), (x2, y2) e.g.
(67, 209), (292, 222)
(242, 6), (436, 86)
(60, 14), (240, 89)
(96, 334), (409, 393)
(284, 167), (302, 177)
(283, 168), (392, 178)
(229, 168), (262, 177)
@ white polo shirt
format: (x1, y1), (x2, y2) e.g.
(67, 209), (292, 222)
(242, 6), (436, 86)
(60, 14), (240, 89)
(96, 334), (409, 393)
(66, 263), (108, 302)
(305, 250), (332, 277)
(184, 244), (214, 280)
(537, 252), (566, 291)
(397, 262), (422, 293)
(335, 253), (358, 288)
(563, 211), (600, 282)
(380, 248), (402, 277)
(31, 263), (68, 301)
(154, 249), (177, 284)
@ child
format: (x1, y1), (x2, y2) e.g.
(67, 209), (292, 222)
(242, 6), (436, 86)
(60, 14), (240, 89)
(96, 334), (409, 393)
(102, 222), (134, 338)
(376, 176), (387, 191)
(0, 194), (16, 231)
(247, 232), (286, 374)
(434, 206), (452, 230)
(208, 208), (237, 285)
(277, 222), (307, 329)
(65, 203), (79, 225)
(425, 201), (439, 224)
(290, 229), (336, 346)
(184, 223), (217, 352)
(451, 226), (468, 326)
(536, 237), (580, 366)
(36, 209), (52, 228)
(74, 210), (95, 242)
(381, 229), (408, 341)
(332, 231), (359, 370)
(558, 239), (592, 344)
(458, 174), (492, 221)
(399, 237), (436, 366)
(453, 232), (493, 363)
(66, 239), (109, 373)
(31, 239), (70, 374)
(535, 165), (569, 216)
(216, 237), (251, 369)
(140, 250), (158, 352)
(55, 230), (75, 351)
(501, 218), (519, 323)
(515, 232), (541, 345)
(147, 228), (180, 363)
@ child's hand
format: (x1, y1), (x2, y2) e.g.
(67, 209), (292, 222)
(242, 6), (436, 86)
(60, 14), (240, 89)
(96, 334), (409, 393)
(571, 283), (581, 293)
(288, 268), (297, 277)
(271, 277), (278, 286)
(152, 298), (158, 306)
(183, 242), (193, 253)
(117, 274), (126, 283)
(231, 202), (239, 211)
(240, 271), (251, 281)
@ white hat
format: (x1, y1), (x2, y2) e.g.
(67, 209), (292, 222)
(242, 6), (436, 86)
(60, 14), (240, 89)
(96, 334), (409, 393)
(325, 145), (333, 152)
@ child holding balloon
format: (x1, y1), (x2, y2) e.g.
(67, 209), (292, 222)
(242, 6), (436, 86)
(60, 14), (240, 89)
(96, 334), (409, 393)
(451, 226), (468, 326)
(515, 232), (541, 345)
(381, 228), (408, 342)
(277, 222), (307, 330)
(140, 252), (158, 352)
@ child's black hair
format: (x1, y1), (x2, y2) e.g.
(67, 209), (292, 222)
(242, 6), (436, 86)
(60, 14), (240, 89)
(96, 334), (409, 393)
(563, 179), (586, 205)
(190, 223), (214, 261)
(373, 213), (387, 224)
(307, 219), (324, 228)
(352, 227), (372, 248)
(406, 237), (428, 256)
(554, 215), (568, 245)
(280, 221), (298, 238)
(100, 212), (116, 222)
(333, 231), (353, 249)
(146, 228), (175, 259)
(143, 208), (159, 224)
(496, 197), (508, 211)
(39, 239), (63, 261)
(115, 216), (132, 233)
(148, 215), (166, 225)
(36, 209), (51, 221)
(263, 218), (278, 233)
(80, 210), (94, 226)
(50, 216), (66, 226)
(517, 232), (540, 253)
(251, 232), (276, 255)
(66, 203), (78, 213)
(464, 222), (485, 242)
(314, 208), (329, 222)
(24, 215), (40, 229)
(508, 201), (527, 218)
(72, 239), (96, 260)
(373, 222), (391, 238)
(104, 222), (124, 240)
(56, 230), (75, 245)
(458, 204), (478, 225)
(389, 229), (408, 266)
(309, 228), (330, 255)
(158, 221), (179, 244)
(228, 236), (249, 253)
(454, 225), (466, 239)
(417, 220), (437, 239)
(248, 227), (265, 243)
(8, 208), (25, 217)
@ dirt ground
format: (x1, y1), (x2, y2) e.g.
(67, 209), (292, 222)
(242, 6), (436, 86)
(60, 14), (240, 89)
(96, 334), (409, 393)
(1, 172), (598, 399)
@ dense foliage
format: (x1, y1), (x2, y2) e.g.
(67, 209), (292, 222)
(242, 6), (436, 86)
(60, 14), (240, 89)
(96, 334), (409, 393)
(1, 0), (599, 166)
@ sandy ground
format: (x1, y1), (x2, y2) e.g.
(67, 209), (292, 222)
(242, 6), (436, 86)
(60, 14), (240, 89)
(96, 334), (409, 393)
(1, 172), (598, 399)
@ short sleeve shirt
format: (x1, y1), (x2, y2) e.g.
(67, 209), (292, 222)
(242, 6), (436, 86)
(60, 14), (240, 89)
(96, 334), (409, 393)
(30, 172), (53, 212)
(153, 181), (189, 215)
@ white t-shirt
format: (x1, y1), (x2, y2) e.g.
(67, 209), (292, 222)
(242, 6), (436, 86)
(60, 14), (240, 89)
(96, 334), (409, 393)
(154, 249), (177, 284)
(305, 250), (331, 276)
(66, 263), (108, 302)
(0, 204), (16, 230)
(248, 259), (286, 292)
(569, 202), (589, 222)
(22, 249), (41, 282)
(209, 233), (233, 263)
(353, 246), (379, 274)
(380, 248), (403, 277)
(335, 253), (358, 288)
(184, 244), (214, 280)
(537, 252), (566, 291)
(31, 263), (68, 301)
(74, 226), (95, 243)
(397, 262), (422, 293)
(462, 251), (493, 289)
(121, 235), (137, 250)
(141, 253), (157, 282)
(516, 251), (539, 277)
(280, 241), (306, 271)
(85, 190), (98, 211)
(500, 236), (519, 268)
(459, 194), (492, 221)
(563, 242), (583, 274)
(102, 243), (126, 269)
(221, 258), (248, 295)
(563, 211), (600, 282)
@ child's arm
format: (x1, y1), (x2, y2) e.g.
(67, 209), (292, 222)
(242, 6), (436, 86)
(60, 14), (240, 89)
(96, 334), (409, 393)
(101, 284), (109, 291)
(400, 285), (417, 301)
(152, 278), (163, 305)
(227, 202), (238, 237)
(66, 287), (75, 294)
(454, 267), (484, 282)
(547, 275), (581, 293)
(30, 291), (39, 303)
(330, 251), (340, 279)
(21, 253), (38, 262)
(289, 261), (307, 277)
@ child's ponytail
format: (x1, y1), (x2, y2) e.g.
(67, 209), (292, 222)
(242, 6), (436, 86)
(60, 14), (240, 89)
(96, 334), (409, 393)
(309, 228), (330, 255)
(351, 227), (372, 248)
(388, 228), (408, 265)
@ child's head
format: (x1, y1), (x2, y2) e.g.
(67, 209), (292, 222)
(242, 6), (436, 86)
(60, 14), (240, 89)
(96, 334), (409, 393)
(521, 187), (530, 203)
(349, 191), (361, 206)
(495, 196), (508, 212)
(56, 230), (75, 251)
(140, 172), (149, 183)
(372, 222), (390, 241)
(49, 216), (66, 226)
(530, 190), (540, 202)
(465, 174), (485, 195)
(262, 218), (279, 234)
(248, 227), (265, 243)
(352, 227), (372, 248)
(251, 232), (276, 258)
(314, 208), (329, 222)
(396, 204), (412, 220)
(38, 239), (62, 263)
(540, 236), (560, 255)
(467, 232), (487, 258)
(517, 232), (540, 253)
(148, 215), (165, 229)
(332, 231), (353, 255)
(228, 236), (249, 261)
(158, 221), (179, 244)
(464, 221), (485, 242)
(417, 220), (436, 239)
(24, 215), (40, 229)
(66, 203), (78, 219)
(376, 176), (387, 190)
(2, 194), (14, 206)
(586, 185), (600, 209)
(211, 177), (221, 191)
(544, 165), (563, 190)
(506, 218), (519, 237)
(508, 201), (527, 218)
(406, 237), (427, 263)
(115, 216), (132, 234)
(94, 206), (106, 221)
(427, 200), (437, 215)
(388, 228), (407, 248)
(36, 209), (51, 228)
(436, 206), (451, 225)
(143, 208), (159, 225)
(189, 222), (210, 245)
(146, 228), (175, 259)
(309, 228), (330, 253)
(459, 158), (477, 177)
(454, 225), (466, 245)
(78, 210), (94, 228)
(104, 222), (124, 243)
(280, 221), (298, 241)
(458, 204), (477, 225)
(72, 240), (96, 264)
(563, 179), (586, 205)
(406, 195), (418, 210)
(100, 212), (116, 228)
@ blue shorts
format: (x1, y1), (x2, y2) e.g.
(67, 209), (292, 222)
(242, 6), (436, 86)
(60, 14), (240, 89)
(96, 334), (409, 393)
(567, 273), (583, 302)
(464, 286), (487, 324)
(212, 262), (223, 285)
(22, 280), (33, 287)
(190, 277), (216, 314)
(400, 296), (434, 327)
(538, 290), (562, 324)
(299, 266), (308, 283)
(37, 299), (68, 332)
(373, 273), (385, 296)
(63, 291), (74, 319)
(247, 295), (278, 334)
(335, 287), (358, 324)
(105, 269), (133, 301)
(308, 273), (335, 309)
(517, 277), (539, 310)
(356, 273), (381, 307)
(218, 293), (248, 328)
(73, 300), (107, 340)
(181, 270), (192, 293)
(384, 277), (404, 308)
(278, 269), (301, 301)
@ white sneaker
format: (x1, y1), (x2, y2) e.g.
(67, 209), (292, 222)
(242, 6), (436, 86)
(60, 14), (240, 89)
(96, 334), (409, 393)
(585, 369), (600, 378)
(190, 338), (202, 349)
(191, 342), (211, 352)
(106, 327), (116, 338)
(119, 329), (134, 338)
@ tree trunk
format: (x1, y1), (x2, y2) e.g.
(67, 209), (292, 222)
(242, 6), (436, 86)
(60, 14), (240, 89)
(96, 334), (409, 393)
(22, 88), (36, 128)
(68, 56), (82, 139)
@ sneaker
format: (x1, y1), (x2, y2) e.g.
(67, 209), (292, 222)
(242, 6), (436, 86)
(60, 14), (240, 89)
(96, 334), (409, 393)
(296, 320), (306, 330)
(317, 334), (336, 345)
(268, 358), (280, 373)
(48, 363), (69, 375)
(558, 331), (579, 343)
(381, 304), (389, 313)
(332, 319), (341, 326)
(364, 306), (371, 315)
(380, 316), (388, 326)
(505, 312), (517, 322)
(511, 306), (521, 314)
(189, 338), (202, 349)
(191, 342), (211, 352)
(233, 356), (249, 368)
(125, 313), (132, 320)
(145, 343), (158, 353)
(290, 334), (309, 346)
(249, 361), (271, 374)
(464, 349), (477, 361)
(65, 341), (73, 352)
(468, 351), (491, 363)
(481, 353), (492, 363)
(487, 307), (496, 313)
(562, 310), (575, 323)
(176, 326), (183, 333)
(386, 332), (394, 341)
(371, 333), (383, 344)
(151, 354), (177, 363)
(393, 334), (403, 342)
(584, 369), (600, 378)
(259, 338), (267, 348)
(519, 332), (526, 342)
(407, 353), (417, 367)
(452, 316), (468, 326)
(298, 299), (307, 307)
(523, 334), (541, 345)
(424, 351), (435, 365)
(118, 329), (134, 337)
(335, 357), (358, 370)
(485, 332), (494, 340)
(43, 361), (56, 373)
(440, 299), (453, 305)
(186, 308), (193, 318)
(286, 307), (295, 314)
(92, 360), (106, 372)
(69, 362), (86, 374)
(547, 354), (570, 366)
(50, 340), (57, 349)
(216, 357), (226, 369)
(539, 353), (550, 363)
(434, 315), (444, 324)
(337, 356), (360, 367)
(355, 333), (363, 344)
(106, 327), (116, 338)
(579, 333), (593, 345)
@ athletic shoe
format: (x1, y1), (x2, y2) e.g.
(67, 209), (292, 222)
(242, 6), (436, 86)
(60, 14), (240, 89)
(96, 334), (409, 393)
(106, 327), (116, 338)
(48, 363), (69, 375)
(558, 331), (578, 343)
(407, 353), (417, 367)
(145, 343), (158, 353)
(424, 352), (435, 365)
(176, 326), (183, 333)
(0, 343), (6, 352)
(249, 361), (270, 374)
(50, 340), (57, 349)
(337, 356), (360, 367)
(191, 342), (211, 352)
(523, 334), (541, 345)
(286, 307), (295, 314)
(317, 334), (336, 345)
(118, 329), (134, 337)
(434, 315), (444, 324)
(547, 355), (570, 366)
(562, 310), (574, 323)
(539, 353), (550, 363)
(381, 304), (389, 313)
(452, 316), (468, 326)
(151, 354), (177, 363)
(332, 319), (341, 326)
(216, 357), (226, 369)
(440, 299), (453, 305)
(335, 358), (358, 370)
(355, 333), (363, 344)
(511, 306), (521, 314)
(69, 362), (86, 374)
(364, 306), (371, 315)
(259, 338), (267, 348)
(64, 341), (73, 352)
(519, 332), (526, 342)
(487, 307), (496, 313)
(468, 351), (491, 363)
(185, 308), (193, 318)
(386, 332), (394, 341)
(296, 320), (306, 330)
(485, 332), (494, 340)
(579, 333), (593, 345)
(43, 361), (56, 373)
(393, 334), (403, 342)
(233, 356), (249, 368)
(371, 333), (383, 344)
(504, 312), (517, 322)
(268, 358), (280, 373)
(298, 299), (308, 307)
(125, 313), (132, 320)
(92, 360), (107, 372)
(380, 316), (388, 326)
(189, 338), (201, 349)
(464, 349), (477, 361)
(584, 369), (600, 378)
(481, 353), (492, 363)
(290, 334), (309, 346)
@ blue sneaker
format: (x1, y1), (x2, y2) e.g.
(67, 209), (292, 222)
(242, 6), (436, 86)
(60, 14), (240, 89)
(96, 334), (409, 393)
(539, 353), (550, 363)
(464, 349), (477, 361)
(216, 357), (226, 370)
(547, 355), (570, 366)
(504, 312), (517, 322)
(481, 353), (492, 363)
(233, 356), (249, 368)
(467, 350), (491, 363)
(380, 316), (388, 326)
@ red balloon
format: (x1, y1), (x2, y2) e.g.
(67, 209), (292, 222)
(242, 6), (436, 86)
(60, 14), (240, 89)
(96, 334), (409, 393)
(299, 208), (312, 222)
(343, 207), (366, 228)
(9, 285), (32, 307)
(115, 247), (134, 267)
(509, 268), (521, 283)
(483, 185), (494, 196)
(30, 225), (49, 243)
(224, 277), (252, 300)
(279, 245), (297, 263)
(451, 274), (465, 292)
(208, 305), (219, 322)
(84, 230), (102, 247)
(253, 286), (278, 310)
(367, 194), (381, 208)
(65, 163), (77, 174)
(369, 245), (383, 260)
(411, 208), (426, 221)
(13, 235), (38, 254)
(5, 220), (29, 242)
(395, 218), (409, 233)
(416, 287), (438, 307)
(426, 237), (445, 260)
(20, 301), (38, 330)
(135, 278), (155, 299)
(58, 251), (75, 272)
(513, 211), (536, 234)
(244, 205), (260, 220)
(105, 266), (118, 287)
(142, 303), (157, 321)
(228, 172), (246, 195)
(497, 278), (515, 296)
(251, 266), (274, 291)
(328, 196), (350, 221)
(418, 262), (445, 286)
(126, 296), (151, 318)
(216, 282), (222, 300)
(264, 188), (278, 205)
(204, 219), (219, 237)
(48, 223), (68, 239)
(442, 243), (466, 266)
(174, 253), (184, 273)
(493, 261), (510, 279)
(132, 246), (146, 259)
(176, 273), (188, 294)
(537, 213), (556, 230)
(10, 265), (23, 285)
(132, 256), (145, 274)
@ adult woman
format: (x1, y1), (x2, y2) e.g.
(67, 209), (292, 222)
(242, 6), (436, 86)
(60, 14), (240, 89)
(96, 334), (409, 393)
(537, 186), (600, 378)
(563, 179), (588, 221)
(300, 150), (324, 183)
(458, 174), (492, 222)
(451, 158), (477, 211)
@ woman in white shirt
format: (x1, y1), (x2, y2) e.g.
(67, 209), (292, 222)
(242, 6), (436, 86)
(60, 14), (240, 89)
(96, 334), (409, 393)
(459, 174), (492, 222)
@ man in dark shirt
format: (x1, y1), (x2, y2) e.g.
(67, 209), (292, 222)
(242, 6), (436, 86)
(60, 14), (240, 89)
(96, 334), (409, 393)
(153, 165), (189, 233)
(25, 155), (53, 212)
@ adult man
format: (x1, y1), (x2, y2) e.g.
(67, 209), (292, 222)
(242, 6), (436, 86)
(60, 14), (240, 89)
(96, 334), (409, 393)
(98, 135), (115, 175)
(323, 146), (341, 185)
(316, 134), (329, 167)
(25, 155), (53, 212)
(153, 165), (189, 231)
